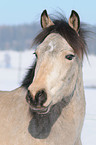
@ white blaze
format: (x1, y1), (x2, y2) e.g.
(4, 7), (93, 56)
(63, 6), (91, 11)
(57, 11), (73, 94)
(49, 41), (54, 52)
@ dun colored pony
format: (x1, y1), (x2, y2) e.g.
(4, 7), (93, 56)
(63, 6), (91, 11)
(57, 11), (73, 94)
(0, 10), (87, 145)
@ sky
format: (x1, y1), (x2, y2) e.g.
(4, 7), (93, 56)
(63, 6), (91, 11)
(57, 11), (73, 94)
(0, 0), (96, 26)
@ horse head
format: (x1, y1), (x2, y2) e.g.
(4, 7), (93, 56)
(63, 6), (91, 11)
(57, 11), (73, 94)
(24, 10), (86, 114)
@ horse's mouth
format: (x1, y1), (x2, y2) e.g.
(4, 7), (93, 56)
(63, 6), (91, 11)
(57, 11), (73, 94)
(28, 102), (52, 114)
(29, 103), (52, 114)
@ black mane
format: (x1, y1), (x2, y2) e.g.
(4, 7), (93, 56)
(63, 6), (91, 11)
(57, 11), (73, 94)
(22, 15), (87, 89)
(22, 61), (36, 89)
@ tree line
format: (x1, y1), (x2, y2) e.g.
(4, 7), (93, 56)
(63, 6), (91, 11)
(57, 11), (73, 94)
(0, 22), (96, 55)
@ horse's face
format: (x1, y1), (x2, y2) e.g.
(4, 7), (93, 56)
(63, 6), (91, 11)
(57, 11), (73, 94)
(26, 10), (85, 114)
(27, 33), (80, 114)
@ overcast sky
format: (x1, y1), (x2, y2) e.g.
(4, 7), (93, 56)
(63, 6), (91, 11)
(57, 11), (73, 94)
(0, 0), (96, 25)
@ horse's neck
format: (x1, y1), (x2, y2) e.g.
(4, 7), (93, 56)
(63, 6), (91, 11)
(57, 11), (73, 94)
(7, 69), (84, 140)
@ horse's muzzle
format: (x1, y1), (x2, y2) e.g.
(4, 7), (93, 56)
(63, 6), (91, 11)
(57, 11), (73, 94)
(26, 90), (51, 114)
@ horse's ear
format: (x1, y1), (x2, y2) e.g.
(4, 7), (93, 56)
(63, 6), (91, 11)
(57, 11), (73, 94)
(41, 10), (54, 29)
(69, 10), (80, 32)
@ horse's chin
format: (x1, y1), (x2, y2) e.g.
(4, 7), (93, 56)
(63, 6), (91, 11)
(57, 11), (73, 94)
(29, 102), (52, 114)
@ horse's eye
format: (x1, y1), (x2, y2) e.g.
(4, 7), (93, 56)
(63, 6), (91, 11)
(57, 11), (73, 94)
(65, 54), (75, 60)
(33, 52), (38, 58)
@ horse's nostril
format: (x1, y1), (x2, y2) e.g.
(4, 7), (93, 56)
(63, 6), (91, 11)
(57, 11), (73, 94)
(26, 90), (33, 104)
(26, 90), (47, 107)
(35, 90), (47, 106)
(26, 90), (33, 105)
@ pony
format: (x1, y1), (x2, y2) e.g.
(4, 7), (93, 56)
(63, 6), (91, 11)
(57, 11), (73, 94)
(0, 10), (87, 145)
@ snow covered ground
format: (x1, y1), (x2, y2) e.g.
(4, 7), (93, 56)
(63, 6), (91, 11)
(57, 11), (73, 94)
(0, 50), (96, 145)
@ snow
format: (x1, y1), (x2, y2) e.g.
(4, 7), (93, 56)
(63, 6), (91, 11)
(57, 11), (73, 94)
(83, 55), (96, 88)
(82, 88), (96, 145)
(0, 50), (35, 90)
(0, 50), (96, 144)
